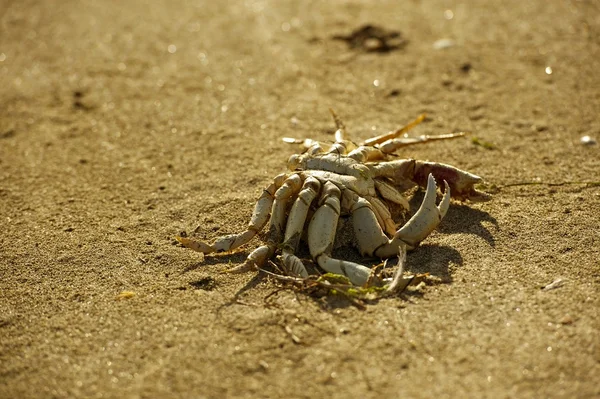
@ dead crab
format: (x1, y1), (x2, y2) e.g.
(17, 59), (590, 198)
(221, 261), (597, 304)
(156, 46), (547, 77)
(177, 110), (489, 289)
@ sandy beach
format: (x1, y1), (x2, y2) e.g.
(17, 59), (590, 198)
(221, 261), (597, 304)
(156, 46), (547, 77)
(1, 1), (598, 397)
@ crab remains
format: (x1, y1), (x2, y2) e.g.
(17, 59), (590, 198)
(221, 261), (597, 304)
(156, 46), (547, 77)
(177, 111), (489, 288)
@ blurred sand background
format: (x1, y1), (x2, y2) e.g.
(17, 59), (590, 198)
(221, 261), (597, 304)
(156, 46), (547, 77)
(1, 1), (599, 398)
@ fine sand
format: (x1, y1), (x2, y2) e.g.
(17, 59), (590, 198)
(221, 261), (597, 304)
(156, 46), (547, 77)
(1, 1), (598, 398)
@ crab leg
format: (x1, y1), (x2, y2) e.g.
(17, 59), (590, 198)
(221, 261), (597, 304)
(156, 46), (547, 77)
(363, 114), (426, 146)
(327, 109), (357, 155)
(365, 195), (396, 237)
(230, 174), (303, 272)
(281, 176), (321, 278)
(374, 179), (410, 210)
(282, 137), (324, 155)
(378, 132), (466, 154)
(368, 159), (489, 202)
(329, 108), (347, 143)
(352, 196), (397, 256)
(327, 141), (351, 155)
(282, 108), (353, 157)
(412, 161), (491, 201)
(353, 174), (450, 258)
(308, 181), (374, 286)
(347, 146), (386, 162)
(176, 173), (288, 253)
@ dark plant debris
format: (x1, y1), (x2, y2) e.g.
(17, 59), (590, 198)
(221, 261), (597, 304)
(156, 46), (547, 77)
(332, 24), (407, 53)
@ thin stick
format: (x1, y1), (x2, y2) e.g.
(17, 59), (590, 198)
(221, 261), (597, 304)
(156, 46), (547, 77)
(500, 181), (600, 188)
(363, 114), (426, 146)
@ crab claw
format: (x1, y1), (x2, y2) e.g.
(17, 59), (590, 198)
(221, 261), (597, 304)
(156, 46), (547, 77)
(394, 173), (450, 249)
(225, 245), (272, 274)
(414, 161), (490, 202)
(282, 252), (310, 278)
(176, 230), (256, 254)
(176, 236), (216, 253)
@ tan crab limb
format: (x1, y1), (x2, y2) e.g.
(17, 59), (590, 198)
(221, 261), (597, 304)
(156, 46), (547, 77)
(367, 159), (417, 188)
(347, 146), (386, 162)
(327, 141), (350, 155)
(308, 182), (373, 286)
(365, 195), (396, 236)
(329, 108), (347, 143)
(363, 114), (426, 146)
(393, 174), (450, 249)
(283, 108), (354, 157)
(226, 245), (271, 273)
(378, 132), (466, 154)
(413, 161), (490, 201)
(368, 159), (488, 202)
(326, 109), (356, 155)
(351, 197), (392, 256)
(175, 237), (217, 253)
(176, 173), (288, 253)
(374, 179), (410, 210)
(282, 138), (324, 156)
(268, 174), (303, 244)
(230, 174), (303, 273)
(362, 196), (385, 235)
(281, 176), (321, 278)
(281, 253), (309, 279)
(289, 152), (372, 181)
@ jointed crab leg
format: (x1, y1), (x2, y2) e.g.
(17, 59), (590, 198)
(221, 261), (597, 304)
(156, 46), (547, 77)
(378, 132), (466, 154)
(374, 179), (410, 210)
(286, 112), (466, 163)
(269, 174), (303, 243)
(328, 108), (348, 143)
(327, 140), (350, 156)
(282, 137), (324, 155)
(347, 145), (386, 162)
(236, 174), (303, 272)
(347, 131), (467, 162)
(368, 159), (489, 202)
(363, 114), (426, 146)
(307, 181), (374, 286)
(176, 173), (289, 253)
(365, 195), (397, 236)
(281, 176), (321, 277)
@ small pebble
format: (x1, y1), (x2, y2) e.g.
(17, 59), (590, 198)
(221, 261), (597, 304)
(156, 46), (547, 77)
(433, 38), (455, 50)
(580, 135), (597, 145)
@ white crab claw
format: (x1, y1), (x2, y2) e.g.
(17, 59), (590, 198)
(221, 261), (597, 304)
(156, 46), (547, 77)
(225, 245), (271, 274)
(176, 236), (216, 253)
(316, 254), (374, 286)
(282, 253), (310, 278)
(394, 174), (450, 249)
(438, 180), (451, 218)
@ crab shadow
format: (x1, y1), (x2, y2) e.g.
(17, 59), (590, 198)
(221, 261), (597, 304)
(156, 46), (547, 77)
(409, 191), (498, 248)
(180, 251), (249, 274)
(406, 244), (462, 280)
(179, 252), (271, 312)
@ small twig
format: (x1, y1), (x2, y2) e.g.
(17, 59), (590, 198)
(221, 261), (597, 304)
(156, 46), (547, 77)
(263, 288), (288, 306)
(258, 266), (306, 283)
(234, 299), (260, 307)
(542, 278), (565, 291)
